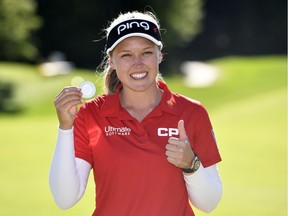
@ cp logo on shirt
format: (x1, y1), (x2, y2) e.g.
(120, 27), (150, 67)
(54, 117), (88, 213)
(157, 128), (179, 136)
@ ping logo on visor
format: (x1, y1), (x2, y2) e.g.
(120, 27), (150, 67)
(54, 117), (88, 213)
(106, 19), (163, 54)
(117, 21), (150, 34)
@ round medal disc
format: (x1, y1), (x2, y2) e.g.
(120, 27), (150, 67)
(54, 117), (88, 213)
(80, 81), (96, 98)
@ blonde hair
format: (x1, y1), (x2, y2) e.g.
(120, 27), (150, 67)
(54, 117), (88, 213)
(101, 11), (162, 94)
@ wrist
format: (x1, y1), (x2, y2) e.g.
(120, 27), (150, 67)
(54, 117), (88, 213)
(182, 154), (200, 174)
(58, 125), (74, 132)
(59, 124), (73, 130)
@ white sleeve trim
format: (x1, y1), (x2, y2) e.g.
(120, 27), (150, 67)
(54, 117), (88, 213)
(49, 128), (91, 210)
(183, 163), (223, 213)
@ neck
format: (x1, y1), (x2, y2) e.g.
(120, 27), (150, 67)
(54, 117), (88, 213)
(120, 83), (162, 122)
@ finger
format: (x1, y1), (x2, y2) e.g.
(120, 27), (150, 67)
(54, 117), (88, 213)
(166, 143), (184, 153)
(167, 157), (176, 165)
(178, 119), (188, 141)
(55, 96), (82, 111)
(55, 87), (82, 100)
(166, 143), (177, 151)
(167, 137), (179, 145)
(54, 93), (83, 116)
(166, 155), (183, 167)
(165, 149), (183, 159)
(168, 137), (185, 149)
(56, 99), (82, 111)
(55, 88), (82, 106)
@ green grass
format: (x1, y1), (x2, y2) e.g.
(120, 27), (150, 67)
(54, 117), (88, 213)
(194, 88), (287, 216)
(0, 56), (286, 216)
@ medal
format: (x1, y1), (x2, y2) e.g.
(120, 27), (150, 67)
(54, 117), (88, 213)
(80, 81), (96, 98)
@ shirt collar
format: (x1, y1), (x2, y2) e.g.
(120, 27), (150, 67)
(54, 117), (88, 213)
(101, 80), (177, 118)
(157, 80), (178, 116)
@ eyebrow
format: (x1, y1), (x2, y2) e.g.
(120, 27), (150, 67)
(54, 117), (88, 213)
(118, 46), (154, 53)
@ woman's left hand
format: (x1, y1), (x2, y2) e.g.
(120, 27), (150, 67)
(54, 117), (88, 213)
(165, 120), (195, 169)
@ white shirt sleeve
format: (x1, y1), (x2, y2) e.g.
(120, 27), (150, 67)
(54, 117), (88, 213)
(49, 128), (91, 210)
(183, 163), (223, 213)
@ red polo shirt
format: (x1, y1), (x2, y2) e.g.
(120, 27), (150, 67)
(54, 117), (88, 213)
(74, 81), (221, 216)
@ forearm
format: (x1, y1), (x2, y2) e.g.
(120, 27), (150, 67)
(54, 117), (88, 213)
(49, 128), (91, 209)
(184, 164), (223, 213)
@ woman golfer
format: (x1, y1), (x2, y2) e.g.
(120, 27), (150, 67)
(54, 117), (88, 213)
(49, 10), (223, 216)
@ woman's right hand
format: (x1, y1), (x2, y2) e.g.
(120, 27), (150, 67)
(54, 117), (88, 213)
(54, 87), (83, 130)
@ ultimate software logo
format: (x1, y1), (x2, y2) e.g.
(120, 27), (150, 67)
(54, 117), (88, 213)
(104, 126), (131, 136)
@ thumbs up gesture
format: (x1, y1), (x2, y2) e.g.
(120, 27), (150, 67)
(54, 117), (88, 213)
(165, 120), (195, 169)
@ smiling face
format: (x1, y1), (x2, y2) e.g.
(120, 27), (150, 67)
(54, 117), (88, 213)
(109, 36), (163, 93)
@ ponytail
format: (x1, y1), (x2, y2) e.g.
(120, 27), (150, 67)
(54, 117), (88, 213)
(103, 66), (120, 94)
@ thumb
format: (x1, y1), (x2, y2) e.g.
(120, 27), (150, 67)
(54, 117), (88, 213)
(178, 119), (188, 141)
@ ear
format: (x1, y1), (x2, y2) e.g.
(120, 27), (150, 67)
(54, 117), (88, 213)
(158, 52), (163, 64)
(109, 57), (115, 70)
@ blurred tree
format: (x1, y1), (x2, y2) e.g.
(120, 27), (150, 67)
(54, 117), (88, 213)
(163, 0), (204, 45)
(181, 0), (287, 61)
(36, 0), (204, 72)
(0, 0), (41, 61)
(159, 0), (204, 73)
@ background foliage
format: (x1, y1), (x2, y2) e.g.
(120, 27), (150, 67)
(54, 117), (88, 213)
(35, 0), (205, 71)
(0, 0), (41, 60)
(0, 0), (285, 71)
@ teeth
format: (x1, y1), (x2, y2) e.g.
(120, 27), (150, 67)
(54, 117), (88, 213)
(131, 72), (147, 79)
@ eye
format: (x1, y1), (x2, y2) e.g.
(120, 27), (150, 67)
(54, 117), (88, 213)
(120, 53), (131, 58)
(143, 51), (153, 56)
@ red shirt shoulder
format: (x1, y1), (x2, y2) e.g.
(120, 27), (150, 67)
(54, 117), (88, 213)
(172, 93), (221, 167)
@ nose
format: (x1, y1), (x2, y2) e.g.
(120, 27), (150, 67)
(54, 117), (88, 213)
(132, 55), (143, 67)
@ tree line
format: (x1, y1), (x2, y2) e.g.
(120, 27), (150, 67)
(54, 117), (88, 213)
(0, 0), (286, 72)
